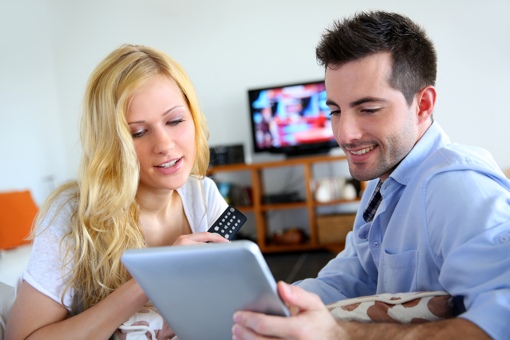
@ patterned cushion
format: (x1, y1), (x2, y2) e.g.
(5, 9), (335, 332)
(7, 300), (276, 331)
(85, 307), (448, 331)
(326, 291), (454, 324)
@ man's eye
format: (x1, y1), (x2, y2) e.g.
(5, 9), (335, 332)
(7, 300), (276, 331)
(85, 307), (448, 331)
(361, 108), (381, 114)
(329, 110), (340, 117)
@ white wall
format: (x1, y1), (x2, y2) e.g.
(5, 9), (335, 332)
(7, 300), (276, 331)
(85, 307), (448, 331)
(1, 0), (510, 205)
(0, 0), (67, 204)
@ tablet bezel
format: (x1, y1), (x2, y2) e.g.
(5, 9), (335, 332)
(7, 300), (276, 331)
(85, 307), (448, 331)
(121, 240), (290, 339)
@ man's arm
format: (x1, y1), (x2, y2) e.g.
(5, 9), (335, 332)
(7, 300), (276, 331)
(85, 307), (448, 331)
(232, 282), (490, 340)
(338, 318), (490, 340)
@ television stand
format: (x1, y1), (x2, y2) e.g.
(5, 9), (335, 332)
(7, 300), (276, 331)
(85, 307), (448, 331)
(208, 154), (365, 253)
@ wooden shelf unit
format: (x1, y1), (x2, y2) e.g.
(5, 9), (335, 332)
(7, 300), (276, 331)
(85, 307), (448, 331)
(208, 154), (362, 253)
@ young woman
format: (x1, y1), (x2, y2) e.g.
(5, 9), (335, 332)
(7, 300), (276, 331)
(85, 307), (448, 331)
(6, 44), (229, 339)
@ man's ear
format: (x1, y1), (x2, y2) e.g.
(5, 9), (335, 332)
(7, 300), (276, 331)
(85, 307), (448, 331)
(415, 86), (437, 124)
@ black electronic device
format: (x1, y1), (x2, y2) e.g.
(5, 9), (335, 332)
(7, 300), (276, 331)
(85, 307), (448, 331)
(208, 205), (247, 240)
(247, 80), (339, 157)
(262, 192), (302, 204)
(209, 144), (245, 166)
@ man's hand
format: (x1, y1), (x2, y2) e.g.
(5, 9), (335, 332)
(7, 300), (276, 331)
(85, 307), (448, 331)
(232, 281), (342, 339)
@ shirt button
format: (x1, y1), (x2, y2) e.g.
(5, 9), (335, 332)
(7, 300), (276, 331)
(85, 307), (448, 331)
(372, 241), (380, 248)
(497, 232), (510, 244)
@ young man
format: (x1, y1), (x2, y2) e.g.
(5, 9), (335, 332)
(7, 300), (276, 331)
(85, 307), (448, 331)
(232, 11), (510, 339)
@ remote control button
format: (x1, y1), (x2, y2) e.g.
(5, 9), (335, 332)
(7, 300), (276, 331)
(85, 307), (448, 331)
(208, 206), (246, 240)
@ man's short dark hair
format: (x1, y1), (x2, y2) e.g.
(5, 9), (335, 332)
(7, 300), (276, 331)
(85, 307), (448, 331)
(316, 11), (437, 105)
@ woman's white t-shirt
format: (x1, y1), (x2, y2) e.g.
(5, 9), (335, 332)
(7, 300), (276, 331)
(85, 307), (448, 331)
(23, 176), (228, 309)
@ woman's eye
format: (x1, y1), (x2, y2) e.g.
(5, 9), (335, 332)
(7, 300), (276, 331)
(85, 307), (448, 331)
(132, 130), (146, 138)
(167, 118), (184, 126)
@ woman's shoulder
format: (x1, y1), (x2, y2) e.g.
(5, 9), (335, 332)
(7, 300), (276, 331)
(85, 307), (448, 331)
(47, 185), (78, 214)
(179, 176), (216, 193)
(199, 176), (217, 190)
(37, 183), (78, 237)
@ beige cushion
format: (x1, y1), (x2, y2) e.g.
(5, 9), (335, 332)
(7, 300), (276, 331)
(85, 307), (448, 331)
(0, 282), (16, 339)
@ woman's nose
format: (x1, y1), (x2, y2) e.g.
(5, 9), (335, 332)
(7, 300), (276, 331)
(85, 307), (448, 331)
(152, 127), (174, 154)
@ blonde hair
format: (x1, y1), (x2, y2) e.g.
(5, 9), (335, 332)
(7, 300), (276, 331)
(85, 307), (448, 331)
(34, 44), (210, 313)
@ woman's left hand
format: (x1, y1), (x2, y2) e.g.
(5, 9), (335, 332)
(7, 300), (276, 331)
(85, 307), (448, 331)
(173, 231), (229, 246)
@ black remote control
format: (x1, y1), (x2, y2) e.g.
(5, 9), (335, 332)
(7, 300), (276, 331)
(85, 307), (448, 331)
(208, 205), (247, 240)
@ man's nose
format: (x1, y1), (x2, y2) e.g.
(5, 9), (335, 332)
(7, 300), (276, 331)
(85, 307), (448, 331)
(334, 113), (363, 144)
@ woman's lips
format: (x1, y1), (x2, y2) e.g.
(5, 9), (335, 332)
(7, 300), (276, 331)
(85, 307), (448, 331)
(157, 157), (182, 168)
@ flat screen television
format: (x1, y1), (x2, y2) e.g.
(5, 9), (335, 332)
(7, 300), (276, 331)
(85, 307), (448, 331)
(247, 80), (338, 157)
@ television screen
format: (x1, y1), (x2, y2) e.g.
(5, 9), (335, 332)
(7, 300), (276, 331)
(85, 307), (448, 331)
(247, 80), (338, 157)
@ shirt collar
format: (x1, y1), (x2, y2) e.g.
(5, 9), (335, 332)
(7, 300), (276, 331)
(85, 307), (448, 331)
(388, 121), (450, 186)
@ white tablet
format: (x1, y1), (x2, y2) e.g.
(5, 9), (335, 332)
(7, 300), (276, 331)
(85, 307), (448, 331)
(121, 240), (290, 340)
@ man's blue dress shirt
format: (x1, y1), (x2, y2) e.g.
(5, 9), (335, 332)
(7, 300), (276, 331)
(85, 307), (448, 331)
(297, 122), (510, 339)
